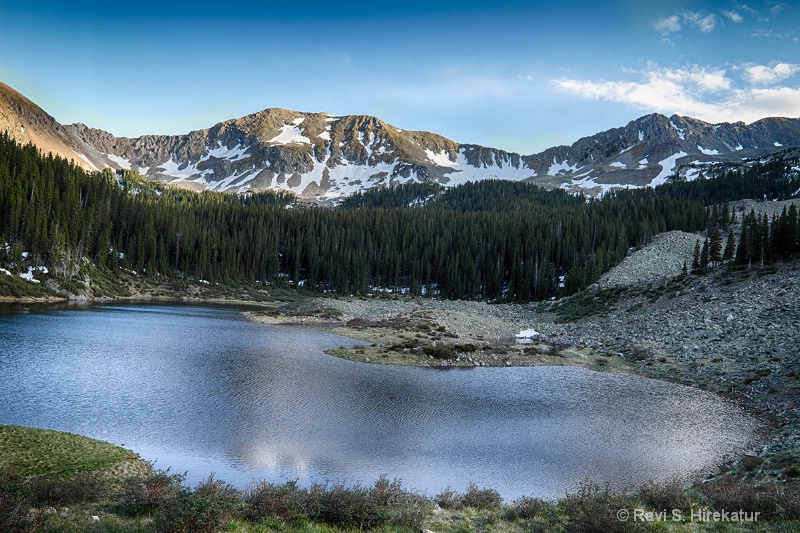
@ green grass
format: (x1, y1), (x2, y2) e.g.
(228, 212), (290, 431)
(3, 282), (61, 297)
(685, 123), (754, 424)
(0, 425), (138, 479)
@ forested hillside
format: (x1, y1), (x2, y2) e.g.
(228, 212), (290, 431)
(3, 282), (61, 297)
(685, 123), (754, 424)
(1, 133), (799, 302)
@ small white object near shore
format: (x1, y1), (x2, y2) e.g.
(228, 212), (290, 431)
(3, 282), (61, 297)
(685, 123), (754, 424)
(515, 328), (539, 343)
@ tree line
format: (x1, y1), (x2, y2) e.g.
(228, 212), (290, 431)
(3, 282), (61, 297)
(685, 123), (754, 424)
(1, 132), (798, 302)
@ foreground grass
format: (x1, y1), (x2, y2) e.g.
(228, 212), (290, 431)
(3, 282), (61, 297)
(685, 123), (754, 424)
(3, 426), (800, 532)
(0, 425), (138, 479)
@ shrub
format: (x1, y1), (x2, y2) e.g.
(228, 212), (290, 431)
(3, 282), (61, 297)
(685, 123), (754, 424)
(741, 455), (764, 472)
(0, 469), (48, 533)
(558, 481), (638, 533)
(462, 482), (503, 509)
(423, 343), (456, 360)
(245, 479), (308, 522)
(370, 475), (431, 530)
(629, 345), (649, 361)
(637, 479), (692, 512)
(306, 482), (388, 530)
(698, 476), (778, 519)
(115, 469), (185, 516)
(153, 475), (242, 533)
(455, 343), (478, 353)
(434, 487), (462, 509)
(25, 471), (109, 506)
(777, 482), (800, 519)
(507, 495), (551, 520)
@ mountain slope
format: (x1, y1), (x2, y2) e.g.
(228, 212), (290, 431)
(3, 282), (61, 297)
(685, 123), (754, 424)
(0, 83), (99, 172)
(2, 82), (800, 197)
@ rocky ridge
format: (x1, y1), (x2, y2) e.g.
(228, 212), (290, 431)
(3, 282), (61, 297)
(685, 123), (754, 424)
(3, 82), (800, 199)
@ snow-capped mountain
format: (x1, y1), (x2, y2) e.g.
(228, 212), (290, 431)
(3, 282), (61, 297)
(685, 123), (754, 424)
(2, 82), (800, 198)
(523, 113), (800, 194)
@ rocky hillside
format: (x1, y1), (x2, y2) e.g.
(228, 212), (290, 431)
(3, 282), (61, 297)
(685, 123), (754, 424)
(2, 82), (800, 198)
(0, 83), (97, 172)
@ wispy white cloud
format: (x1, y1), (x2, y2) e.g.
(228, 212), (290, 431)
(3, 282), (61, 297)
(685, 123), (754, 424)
(743, 63), (800, 85)
(682, 11), (718, 33)
(654, 10), (718, 34)
(654, 15), (681, 34)
(723, 10), (744, 23)
(553, 63), (800, 123)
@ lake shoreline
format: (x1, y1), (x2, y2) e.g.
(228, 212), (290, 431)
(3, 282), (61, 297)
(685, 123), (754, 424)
(243, 265), (800, 487)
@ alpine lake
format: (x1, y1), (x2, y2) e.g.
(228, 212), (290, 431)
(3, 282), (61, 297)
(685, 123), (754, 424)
(0, 303), (761, 500)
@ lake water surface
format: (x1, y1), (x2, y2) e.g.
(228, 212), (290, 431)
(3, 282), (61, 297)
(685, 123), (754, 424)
(0, 303), (761, 499)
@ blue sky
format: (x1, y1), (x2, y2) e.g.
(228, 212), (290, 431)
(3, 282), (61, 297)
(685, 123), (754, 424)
(1, 0), (799, 153)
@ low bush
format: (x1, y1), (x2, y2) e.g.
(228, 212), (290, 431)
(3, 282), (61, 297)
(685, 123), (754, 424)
(25, 471), (109, 506)
(370, 475), (432, 530)
(637, 479), (692, 512)
(462, 482), (503, 509)
(455, 343), (478, 353)
(507, 495), (551, 520)
(115, 469), (185, 516)
(0, 469), (46, 533)
(434, 486), (463, 509)
(423, 343), (456, 360)
(245, 479), (308, 522)
(698, 476), (778, 519)
(558, 481), (638, 533)
(152, 476), (242, 533)
(306, 482), (388, 530)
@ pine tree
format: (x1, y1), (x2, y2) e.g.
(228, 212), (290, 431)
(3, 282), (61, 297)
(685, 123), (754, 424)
(709, 228), (723, 267)
(723, 229), (735, 265)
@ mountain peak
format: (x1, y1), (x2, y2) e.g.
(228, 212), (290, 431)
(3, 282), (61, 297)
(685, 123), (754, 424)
(2, 83), (800, 198)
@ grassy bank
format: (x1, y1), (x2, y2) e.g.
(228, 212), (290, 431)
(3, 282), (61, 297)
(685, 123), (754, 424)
(2, 426), (800, 532)
(0, 425), (139, 479)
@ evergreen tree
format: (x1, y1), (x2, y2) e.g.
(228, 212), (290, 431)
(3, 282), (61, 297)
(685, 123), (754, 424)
(692, 240), (701, 272)
(723, 229), (735, 265)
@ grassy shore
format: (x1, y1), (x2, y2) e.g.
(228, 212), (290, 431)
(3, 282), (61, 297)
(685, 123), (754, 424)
(0, 425), (141, 479)
(2, 425), (800, 532)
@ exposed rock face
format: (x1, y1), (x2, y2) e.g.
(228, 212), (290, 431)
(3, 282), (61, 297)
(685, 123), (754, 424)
(2, 82), (800, 198)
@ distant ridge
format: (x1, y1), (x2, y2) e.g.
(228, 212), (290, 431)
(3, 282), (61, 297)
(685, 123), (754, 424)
(2, 82), (799, 198)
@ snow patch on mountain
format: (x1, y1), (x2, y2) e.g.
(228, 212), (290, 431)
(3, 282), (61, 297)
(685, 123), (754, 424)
(73, 150), (99, 171)
(207, 142), (249, 160)
(548, 158), (581, 176)
(313, 158), (404, 198)
(159, 157), (213, 181)
(269, 124), (311, 145)
(106, 153), (132, 169)
(698, 145), (719, 156)
(212, 167), (261, 193)
(650, 151), (687, 187)
(566, 174), (628, 195)
(425, 149), (458, 168)
(671, 120), (686, 140)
